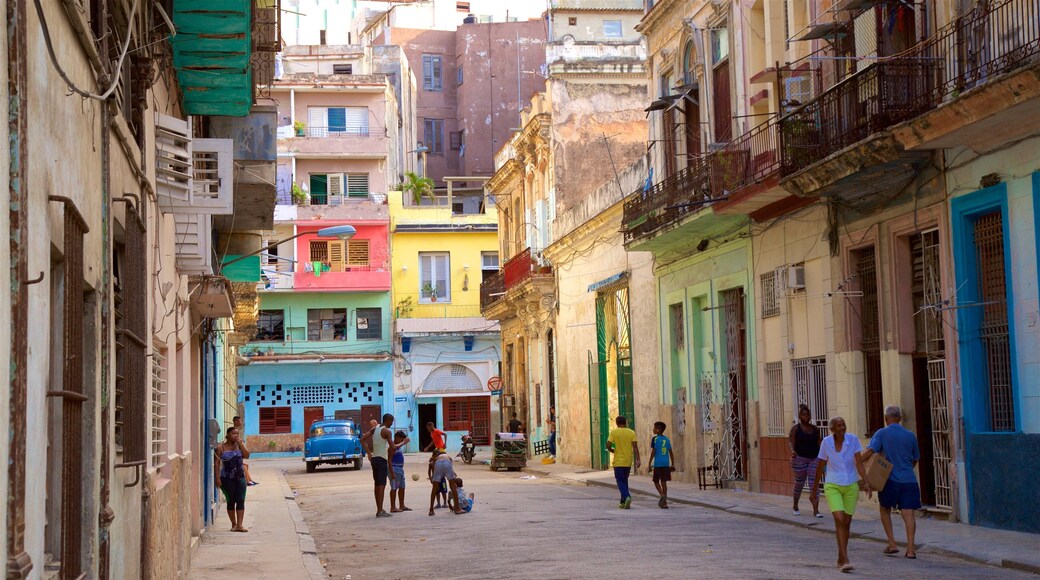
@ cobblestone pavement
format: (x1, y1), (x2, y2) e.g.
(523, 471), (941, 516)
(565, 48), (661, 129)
(283, 454), (1032, 580)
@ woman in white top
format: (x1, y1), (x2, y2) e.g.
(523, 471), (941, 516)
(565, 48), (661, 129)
(814, 416), (871, 573)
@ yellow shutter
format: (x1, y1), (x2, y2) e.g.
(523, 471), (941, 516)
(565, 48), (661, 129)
(347, 239), (369, 267)
(328, 241), (345, 272)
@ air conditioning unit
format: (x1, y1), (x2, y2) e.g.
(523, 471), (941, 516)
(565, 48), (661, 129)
(788, 264), (806, 291)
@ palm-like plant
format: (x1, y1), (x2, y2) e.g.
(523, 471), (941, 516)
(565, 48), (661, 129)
(402, 171), (435, 205)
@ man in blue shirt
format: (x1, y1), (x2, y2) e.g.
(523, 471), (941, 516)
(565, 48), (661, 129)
(649, 421), (674, 509)
(862, 405), (921, 559)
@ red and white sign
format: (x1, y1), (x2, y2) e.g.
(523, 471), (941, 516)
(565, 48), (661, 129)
(487, 376), (503, 392)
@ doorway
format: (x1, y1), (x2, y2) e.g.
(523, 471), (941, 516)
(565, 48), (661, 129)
(304, 406), (324, 437)
(418, 403), (437, 450)
(361, 405), (382, 430)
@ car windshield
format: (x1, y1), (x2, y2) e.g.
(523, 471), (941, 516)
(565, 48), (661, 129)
(312, 424), (353, 436)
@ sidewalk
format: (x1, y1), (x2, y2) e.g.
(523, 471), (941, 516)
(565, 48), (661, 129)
(189, 459), (327, 580)
(524, 460), (1040, 575)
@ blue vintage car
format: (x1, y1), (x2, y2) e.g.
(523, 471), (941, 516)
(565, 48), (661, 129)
(304, 419), (364, 473)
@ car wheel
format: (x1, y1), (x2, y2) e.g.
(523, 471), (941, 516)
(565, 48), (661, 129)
(354, 457), (363, 470)
(306, 461), (317, 473)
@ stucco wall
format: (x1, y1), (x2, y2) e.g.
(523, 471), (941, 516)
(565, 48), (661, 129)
(145, 456), (193, 578)
(248, 291), (393, 353)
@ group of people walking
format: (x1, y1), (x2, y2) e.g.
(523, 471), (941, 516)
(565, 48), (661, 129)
(607, 404), (922, 573)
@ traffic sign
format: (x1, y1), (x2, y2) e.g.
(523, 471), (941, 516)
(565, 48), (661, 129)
(491, 389), (503, 396)
(487, 376), (503, 391)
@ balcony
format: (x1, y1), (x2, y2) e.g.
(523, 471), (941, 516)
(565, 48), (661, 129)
(395, 303), (484, 318)
(293, 264), (391, 292)
(479, 248), (554, 320)
(779, 0), (1040, 205)
(281, 127), (388, 158)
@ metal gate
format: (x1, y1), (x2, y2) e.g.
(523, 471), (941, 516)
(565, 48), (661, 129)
(857, 247), (884, 435)
(974, 212), (1015, 431)
(720, 288), (748, 481)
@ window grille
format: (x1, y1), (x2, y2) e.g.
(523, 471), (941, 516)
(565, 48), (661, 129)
(793, 357), (828, 427)
(151, 349), (168, 470)
(259, 407), (293, 434)
(974, 211), (1015, 431)
(356, 308), (382, 340)
(257, 310), (285, 341)
(855, 247), (884, 435)
(293, 385), (335, 405)
(765, 362), (785, 435)
(308, 309), (347, 341)
(760, 272), (780, 317)
(310, 240), (329, 263)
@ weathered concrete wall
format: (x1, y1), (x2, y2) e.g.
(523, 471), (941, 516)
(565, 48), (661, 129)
(550, 79), (647, 213)
(146, 455), (194, 578)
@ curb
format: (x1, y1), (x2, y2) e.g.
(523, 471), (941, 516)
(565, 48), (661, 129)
(277, 468), (329, 580)
(522, 467), (1040, 576)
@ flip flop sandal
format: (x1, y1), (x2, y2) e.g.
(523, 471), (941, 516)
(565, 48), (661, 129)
(883, 548), (900, 555)
(840, 564), (855, 573)
(905, 554), (917, 559)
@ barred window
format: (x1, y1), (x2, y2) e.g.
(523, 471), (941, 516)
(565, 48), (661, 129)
(151, 348), (168, 470)
(793, 357), (828, 427)
(356, 308), (382, 340)
(765, 362), (785, 436)
(760, 271), (780, 317)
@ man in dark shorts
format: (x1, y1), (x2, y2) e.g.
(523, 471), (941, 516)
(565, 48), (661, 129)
(649, 421), (675, 509)
(862, 405), (922, 559)
(361, 413), (397, 517)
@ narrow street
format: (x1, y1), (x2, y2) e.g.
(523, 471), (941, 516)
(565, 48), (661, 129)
(280, 456), (1025, 580)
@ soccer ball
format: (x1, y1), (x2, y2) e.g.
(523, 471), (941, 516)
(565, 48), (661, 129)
(411, 473), (420, 481)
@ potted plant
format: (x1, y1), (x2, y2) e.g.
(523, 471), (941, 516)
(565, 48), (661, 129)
(401, 171), (435, 206)
(422, 282), (438, 302)
(291, 182), (307, 205)
(294, 120), (306, 137)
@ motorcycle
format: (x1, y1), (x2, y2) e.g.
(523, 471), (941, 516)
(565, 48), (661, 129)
(459, 432), (476, 464)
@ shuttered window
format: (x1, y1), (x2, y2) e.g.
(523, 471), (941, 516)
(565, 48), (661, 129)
(424, 119), (444, 154)
(306, 107), (368, 136)
(347, 239), (369, 266)
(346, 173), (369, 197)
(422, 54), (443, 90)
(310, 240), (345, 271)
(356, 308), (382, 340)
(259, 407), (293, 434)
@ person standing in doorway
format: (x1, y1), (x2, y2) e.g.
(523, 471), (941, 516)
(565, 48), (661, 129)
(215, 426), (250, 532)
(232, 416), (259, 486)
(649, 421), (674, 509)
(606, 416), (640, 509)
(815, 417), (871, 573)
(361, 413), (397, 517)
(862, 405), (922, 559)
(547, 406), (557, 459)
(788, 404), (822, 517)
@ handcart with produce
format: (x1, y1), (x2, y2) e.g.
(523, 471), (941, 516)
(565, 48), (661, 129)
(489, 432), (527, 471)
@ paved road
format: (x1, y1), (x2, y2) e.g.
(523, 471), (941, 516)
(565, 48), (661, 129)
(284, 454), (1028, 580)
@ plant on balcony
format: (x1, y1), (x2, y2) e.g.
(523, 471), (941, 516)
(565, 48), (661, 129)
(291, 182), (307, 205)
(294, 120), (305, 137)
(402, 171), (435, 205)
(422, 282), (438, 302)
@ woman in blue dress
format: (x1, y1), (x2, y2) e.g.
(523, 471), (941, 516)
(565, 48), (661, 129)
(215, 426), (251, 532)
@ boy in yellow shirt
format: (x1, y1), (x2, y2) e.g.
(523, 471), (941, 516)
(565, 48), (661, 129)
(606, 416), (641, 509)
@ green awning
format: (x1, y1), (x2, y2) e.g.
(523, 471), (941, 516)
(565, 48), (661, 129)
(173, 0), (253, 116)
(221, 255), (261, 282)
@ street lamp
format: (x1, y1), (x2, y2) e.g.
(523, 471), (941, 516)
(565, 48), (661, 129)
(409, 144), (429, 177)
(219, 225), (357, 272)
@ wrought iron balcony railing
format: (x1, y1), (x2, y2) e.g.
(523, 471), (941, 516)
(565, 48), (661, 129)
(480, 269), (506, 311)
(780, 0), (1040, 176)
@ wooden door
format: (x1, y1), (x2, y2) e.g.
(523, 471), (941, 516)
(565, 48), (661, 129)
(304, 406), (324, 437)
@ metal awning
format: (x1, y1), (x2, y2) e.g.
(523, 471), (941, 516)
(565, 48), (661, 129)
(795, 22), (847, 41)
(173, 0), (254, 116)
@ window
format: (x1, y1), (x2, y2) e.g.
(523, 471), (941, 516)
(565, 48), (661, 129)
(765, 362), (785, 436)
(356, 308), (383, 340)
(481, 251), (499, 282)
(457, 66), (464, 86)
(257, 310), (285, 341)
(151, 348), (168, 470)
(419, 252), (450, 302)
(309, 174), (328, 204)
(793, 357), (828, 427)
(347, 239), (370, 267)
(603, 20), (622, 37)
(760, 271), (780, 317)
(669, 303), (684, 350)
(306, 107), (368, 137)
(424, 119), (444, 154)
(568, 16), (577, 26)
(450, 130), (464, 150)
(319, 29), (326, 45)
(347, 173), (369, 198)
(308, 308), (348, 341)
(456, 1), (469, 11)
(259, 407), (292, 434)
(711, 26), (729, 64)
(332, 63), (353, 75)
(444, 396), (489, 432)
(422, 54), (443, 90)
(310, 240), (346, 271)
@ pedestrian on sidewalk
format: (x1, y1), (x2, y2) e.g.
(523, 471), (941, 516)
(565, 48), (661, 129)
(815, 416), (871, 573)
(606, 416), (640, 509)
(215, 426), (251, 532)
(788, 404), (822, 517)
(648, 421), (675, 509)
(361, 413), (397, 518)
(390, 430), (412, 513)
(233, 416), (259, 486)
(547, 406), (557, 459)
(862, 405), (921, 559)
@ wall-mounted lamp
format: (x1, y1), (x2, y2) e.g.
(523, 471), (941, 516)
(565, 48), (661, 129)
(464, 264), (470, 271)
(402, 264), (408, 272)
